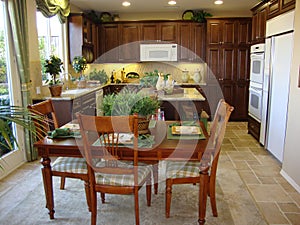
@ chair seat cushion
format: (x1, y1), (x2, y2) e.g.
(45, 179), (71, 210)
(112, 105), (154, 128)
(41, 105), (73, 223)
(52, 157), (87, 174)
(95, 161), (152, 186)
(166, 161), (200, 179)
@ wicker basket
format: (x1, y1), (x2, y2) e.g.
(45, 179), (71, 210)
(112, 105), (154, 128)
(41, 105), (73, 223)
(138, 117), (150, 134)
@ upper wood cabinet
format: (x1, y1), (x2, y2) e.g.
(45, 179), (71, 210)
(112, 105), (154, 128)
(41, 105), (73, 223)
(98, 21), (206, 63)
(68, 13), (97, 63)
(178, 22), (206, 61)
(250, 0), (295, 44)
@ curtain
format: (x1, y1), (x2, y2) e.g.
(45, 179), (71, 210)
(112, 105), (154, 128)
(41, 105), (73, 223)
(36, 0), (70, 23)
(5, 0), (35, 160)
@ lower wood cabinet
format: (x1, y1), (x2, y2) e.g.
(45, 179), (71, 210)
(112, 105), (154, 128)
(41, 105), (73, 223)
(248, 115), (260, 141)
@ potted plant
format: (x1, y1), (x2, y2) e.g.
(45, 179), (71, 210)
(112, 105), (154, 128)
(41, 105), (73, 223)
(43, 55), (64, 97)
(192, 10), (212, 22)
(72, 56), (87, 88)
(101, 88), (160, 133)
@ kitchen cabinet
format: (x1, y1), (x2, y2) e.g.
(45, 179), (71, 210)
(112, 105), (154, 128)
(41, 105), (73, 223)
(206, 18), (251, 120)
(119, 23), (140, 62)
(68, 13), (97, 63)
(267, 0), (295, 19)
(178, 22), (206, 61)
(251, 3), (267, 44)
(98, 21), (205, 63)
(99, 23), (120, 62)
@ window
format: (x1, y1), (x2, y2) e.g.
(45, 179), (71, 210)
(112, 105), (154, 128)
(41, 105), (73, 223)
(36, 12), (65, 83)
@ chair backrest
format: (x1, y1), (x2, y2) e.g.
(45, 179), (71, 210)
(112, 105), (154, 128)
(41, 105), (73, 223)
(200, 99), (234, 172)
(27, 99), (59, 140)
(77, 113), (139, 182)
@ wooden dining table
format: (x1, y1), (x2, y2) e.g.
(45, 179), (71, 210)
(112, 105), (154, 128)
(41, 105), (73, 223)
(34, 120), (212, 225)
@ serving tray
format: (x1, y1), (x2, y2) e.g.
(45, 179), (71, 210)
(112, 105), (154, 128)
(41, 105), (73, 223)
(171, 125), (201, 135)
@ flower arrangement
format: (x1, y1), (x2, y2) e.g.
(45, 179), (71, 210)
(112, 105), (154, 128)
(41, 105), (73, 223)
(43, 55), (63, 86)
(72, 56), (87, 75)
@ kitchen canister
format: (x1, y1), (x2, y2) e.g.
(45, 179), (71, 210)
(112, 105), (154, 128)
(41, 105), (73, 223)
(182, 69), (189, 83)
(193, 69), (202, 83)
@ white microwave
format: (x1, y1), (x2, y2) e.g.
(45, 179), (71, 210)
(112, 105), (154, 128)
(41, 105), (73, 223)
(140, 43), (178, 62)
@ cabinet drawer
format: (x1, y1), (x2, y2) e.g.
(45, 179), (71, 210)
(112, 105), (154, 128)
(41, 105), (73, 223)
(248, 116), (260, 141)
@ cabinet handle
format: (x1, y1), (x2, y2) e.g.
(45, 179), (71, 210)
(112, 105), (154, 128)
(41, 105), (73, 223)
(218, 78), (224, 81)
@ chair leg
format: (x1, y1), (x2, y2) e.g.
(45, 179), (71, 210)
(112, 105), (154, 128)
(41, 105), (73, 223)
(165, 179), (172, 218)
(209, 182), (218, 217)
(146, 176), (152, 206)
(60, 177), (66, 190)
(134, 187), (140, 225)
(100, 192), (105, 204)
(152, 164), (159, 194)
(84, 181), (91, 212)
(91, 190), (97, 225)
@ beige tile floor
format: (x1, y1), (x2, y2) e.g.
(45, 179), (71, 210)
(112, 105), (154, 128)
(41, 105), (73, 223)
(0, 122), (299, 225)
(223, 122), (300, 225)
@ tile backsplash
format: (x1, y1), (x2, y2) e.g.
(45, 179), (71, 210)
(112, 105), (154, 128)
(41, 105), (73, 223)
(86, 62), (207, 84)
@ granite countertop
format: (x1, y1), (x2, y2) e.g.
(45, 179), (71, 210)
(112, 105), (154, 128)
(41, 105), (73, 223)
(158, 87), (206, 101)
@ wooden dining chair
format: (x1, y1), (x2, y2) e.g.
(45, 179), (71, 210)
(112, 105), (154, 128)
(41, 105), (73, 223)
(28, 99), (91, 209)
(77, 113), (152, 225)
(165, 99), (234, 218)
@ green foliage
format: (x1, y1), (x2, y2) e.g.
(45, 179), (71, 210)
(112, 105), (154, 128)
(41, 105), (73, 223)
(102, 89), (160, 117)
(89, 69), (108, 84)
(72, 56), (87, 74)
(192, 10), (212, 22)
(0, 105), (46, 157)
(43, 55), (63, 86)
(0, 30), (7, 84)
(139, 69), (159, 88)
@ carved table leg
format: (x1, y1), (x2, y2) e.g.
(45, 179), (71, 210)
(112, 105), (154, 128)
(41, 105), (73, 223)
(198, 167), (209, 225)
(40, 156), (55, 219)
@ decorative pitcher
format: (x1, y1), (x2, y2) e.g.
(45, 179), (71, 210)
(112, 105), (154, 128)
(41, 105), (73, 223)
(193, 69), (202, 83)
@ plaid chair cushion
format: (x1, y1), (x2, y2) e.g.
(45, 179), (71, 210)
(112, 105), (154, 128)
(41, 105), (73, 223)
(95, 161), (152, 186)
(52, 157), (87, 174)
(166, 161), (200, 179)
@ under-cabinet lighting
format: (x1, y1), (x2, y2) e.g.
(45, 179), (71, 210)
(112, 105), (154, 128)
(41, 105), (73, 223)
(122, 1), (131, 7)
(214, 0), (223, 5)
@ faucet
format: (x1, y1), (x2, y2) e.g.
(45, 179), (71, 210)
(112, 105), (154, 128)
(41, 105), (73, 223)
(61, 72), (73, 90)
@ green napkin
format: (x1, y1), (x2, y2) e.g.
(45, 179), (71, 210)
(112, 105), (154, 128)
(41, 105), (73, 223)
(47, 128), (81, 139)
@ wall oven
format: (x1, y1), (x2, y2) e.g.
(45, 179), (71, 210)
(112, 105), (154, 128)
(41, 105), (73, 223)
(250, 44), (265, 84)
(248, 43), (265, 122)
(249, 81), (263, 121)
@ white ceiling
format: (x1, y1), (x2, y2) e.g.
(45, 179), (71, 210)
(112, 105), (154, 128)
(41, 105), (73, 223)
(69, 0), (261, 14)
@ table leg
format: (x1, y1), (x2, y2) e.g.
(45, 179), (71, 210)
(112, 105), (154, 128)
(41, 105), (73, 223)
(40, 157), (55, 219)
(198, 167), (209, 225)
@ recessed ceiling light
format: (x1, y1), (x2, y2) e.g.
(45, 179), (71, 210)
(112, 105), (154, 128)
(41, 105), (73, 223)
(168, 1), (177, 5)
(122, 1), (131, 7)
(214, 0), (223, 5)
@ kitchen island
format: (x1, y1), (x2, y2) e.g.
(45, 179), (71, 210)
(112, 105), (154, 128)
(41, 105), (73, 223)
(33, 83), (208, 126)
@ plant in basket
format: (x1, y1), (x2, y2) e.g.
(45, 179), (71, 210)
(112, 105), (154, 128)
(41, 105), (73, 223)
(101, 88), (160, 134)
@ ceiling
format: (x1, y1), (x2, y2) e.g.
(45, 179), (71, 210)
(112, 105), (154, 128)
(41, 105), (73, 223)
(69, 0), (262, 15)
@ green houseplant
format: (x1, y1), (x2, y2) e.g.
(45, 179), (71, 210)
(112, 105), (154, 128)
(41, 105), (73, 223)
(72, 56), (88, 88)
(102, 89), (160, 117)
(88, 69), (109, 84)
(43, 55), (64, 97)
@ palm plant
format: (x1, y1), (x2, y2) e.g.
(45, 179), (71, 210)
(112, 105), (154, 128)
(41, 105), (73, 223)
(0, 105), (46, 154)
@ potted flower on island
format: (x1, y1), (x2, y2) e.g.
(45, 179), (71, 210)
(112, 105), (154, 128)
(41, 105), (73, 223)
(72, 56), (87, 88)
(43, 55), (64, 97)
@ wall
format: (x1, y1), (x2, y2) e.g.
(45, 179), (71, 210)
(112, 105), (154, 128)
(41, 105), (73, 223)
(281, 0), (300, 192)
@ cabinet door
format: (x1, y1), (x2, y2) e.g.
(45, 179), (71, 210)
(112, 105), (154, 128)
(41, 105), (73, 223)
(257, 8), (267, 41)
(237, 19), (252, 46)
(159, 22), (178, 43)
(140, 23), (159, 41)
(268, 0), (280, 18)
(191, 23), (206, 61)
(207, 20), (222, 46)
(178, 22), (191, 61)
(99, 24), (120, 62)
(281, 0), (295, 11)
(119, 23), (140, 62)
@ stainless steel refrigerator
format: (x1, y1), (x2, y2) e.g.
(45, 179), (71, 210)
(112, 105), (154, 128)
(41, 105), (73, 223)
(260, 10), (294, 162)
